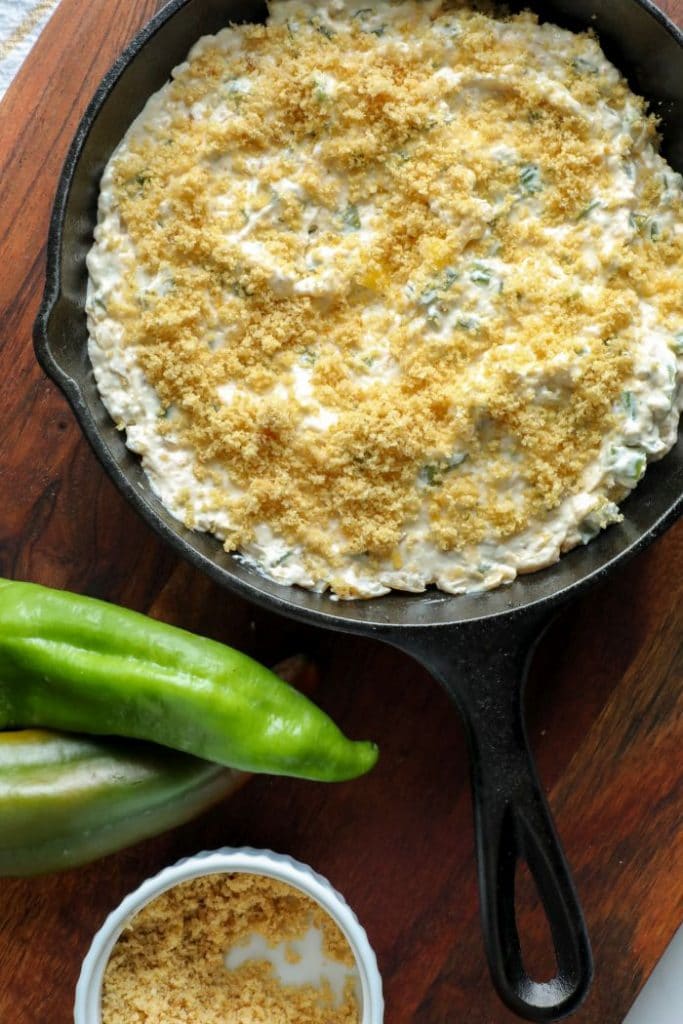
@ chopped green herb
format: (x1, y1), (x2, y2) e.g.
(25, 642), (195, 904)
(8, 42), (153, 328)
(341, 204), (361, 231)
(272, 550), (294, 568)
(312, 75), (330, 103)
(308, 17), (335, 39)
(629, 211), (648, 235)
(225, 78), (249, 106)
(441, 18), (460, 37)
(417, 269), (457, 307)
(418, 452), (468, 486)
(672, 331), (683, 355)
(419, 464), (441, 486)
(92, 296), (108, 314)
(628, 453), (647, 481)
(231, 280), (254, 299)
(419, 287), (439, 306)
(352, 8), (385, 33)
(126, 171), (152, 196)
(621, 390), (637, 418)
(572, 56), (598, 74)
(457, 316), (479, 331)
(470, 264), (492, 287)
(519, 163), (543, 195)
(609, 445), (647, 484)
(629, 212), (661, 242)
(576, 199), (602, 221)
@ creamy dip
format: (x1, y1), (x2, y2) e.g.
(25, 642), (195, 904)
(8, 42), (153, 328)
(87, 0), (683, 599)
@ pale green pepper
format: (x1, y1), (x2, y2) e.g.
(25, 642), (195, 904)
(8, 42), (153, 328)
(0, 579), (378, 782)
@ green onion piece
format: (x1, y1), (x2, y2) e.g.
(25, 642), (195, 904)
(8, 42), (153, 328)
(572, 56), (598, 74)
(419, 464), (439, 486)
(470, 264), (492, 286)
(420, 287), (439, 306)
(621, 391), (637, 418)
(576, 199), (602, 221)
(629, 212), (648, 234)
(519, 163), (543, 195)
(457, 316), (479, 331)
(341, 204), (361, 231)
(272, 551), (294, 568)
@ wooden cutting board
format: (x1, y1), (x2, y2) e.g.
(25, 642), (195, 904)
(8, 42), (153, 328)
(0, 2), (681, 1021)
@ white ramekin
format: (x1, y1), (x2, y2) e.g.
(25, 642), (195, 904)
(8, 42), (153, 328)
(74, 847), (384, 1024)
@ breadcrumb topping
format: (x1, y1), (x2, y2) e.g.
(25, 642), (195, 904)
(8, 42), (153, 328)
(102, 872), (359, 1024)
(88, 0), (683, 596)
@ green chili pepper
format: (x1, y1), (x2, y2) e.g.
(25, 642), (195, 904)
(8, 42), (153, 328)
(0, 656), (315, 877)
(0, 728), (244, 877)
(0, 580), (378, 782)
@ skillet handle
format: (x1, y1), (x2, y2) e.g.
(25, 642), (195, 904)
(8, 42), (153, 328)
(399, 612), (593, 1022)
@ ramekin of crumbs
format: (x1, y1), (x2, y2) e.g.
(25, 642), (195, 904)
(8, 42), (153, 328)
(74, 848), (383, 1024)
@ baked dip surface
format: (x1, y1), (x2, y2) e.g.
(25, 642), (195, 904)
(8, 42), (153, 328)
(87, 0), (683, 599)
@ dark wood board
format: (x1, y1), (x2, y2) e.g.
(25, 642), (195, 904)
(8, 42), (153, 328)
(0, 1), (681, 1021)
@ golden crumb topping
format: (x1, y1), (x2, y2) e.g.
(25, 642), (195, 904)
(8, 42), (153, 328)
(96, 0), (683, 584)
(102, 873), (359, 1024)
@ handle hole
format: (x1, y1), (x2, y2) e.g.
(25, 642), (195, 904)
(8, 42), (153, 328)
(514, 858), (559, 984)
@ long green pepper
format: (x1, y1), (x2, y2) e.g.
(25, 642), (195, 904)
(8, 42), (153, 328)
(0, 729), (245, 876)
(0, 579), (378, 782)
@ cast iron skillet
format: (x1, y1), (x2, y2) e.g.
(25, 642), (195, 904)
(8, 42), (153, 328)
(34, 1), (683, 1019)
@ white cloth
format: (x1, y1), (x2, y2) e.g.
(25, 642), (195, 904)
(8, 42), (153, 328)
(0, 0), (61, 101)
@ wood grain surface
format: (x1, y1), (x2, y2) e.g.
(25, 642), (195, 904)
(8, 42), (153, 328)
(1, 2), (682, 1021)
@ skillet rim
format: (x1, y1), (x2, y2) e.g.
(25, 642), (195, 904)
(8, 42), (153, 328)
(33, 0), (683, 635)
